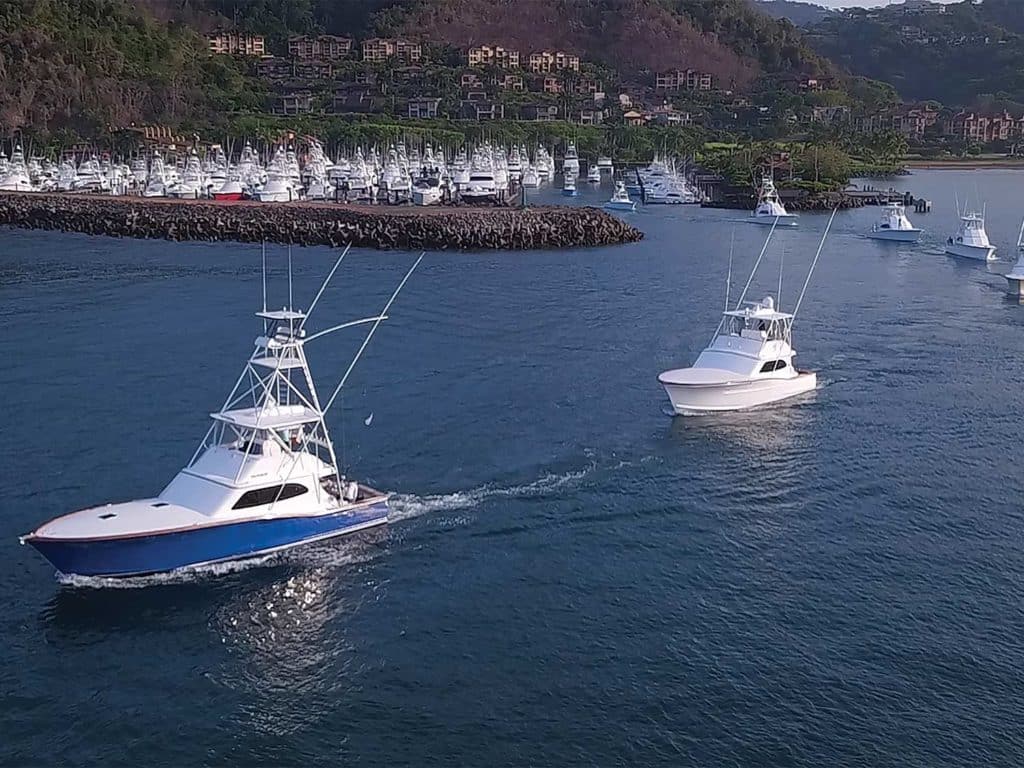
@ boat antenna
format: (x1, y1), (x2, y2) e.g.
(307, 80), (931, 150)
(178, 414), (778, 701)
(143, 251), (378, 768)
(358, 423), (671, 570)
(323, 253), (425, 415)
(261, 240), (267, 312)
(954, 190), (961, 218)
(724, 229), (735, 312)
(733, 217), (779, 310)
(287, 243), (294, 310)
(1017, 217), (1024, 250)
(792, 208), (838, 322)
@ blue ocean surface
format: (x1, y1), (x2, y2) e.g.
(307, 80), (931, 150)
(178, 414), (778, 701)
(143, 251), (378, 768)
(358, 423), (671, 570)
(3, 169), (1024, 766)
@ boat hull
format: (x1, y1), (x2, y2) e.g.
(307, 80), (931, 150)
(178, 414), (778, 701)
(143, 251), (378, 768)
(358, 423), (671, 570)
(604, 201), (636, 212)
(24, 501), (388, 578)
(212, 192), (244, 202)
(868, 229), (921, 243)
(751, 215), (798, 227)
(660, 372), (817, 415)
(1007, 272), (1024, 297)
(945, 243), (996, 261)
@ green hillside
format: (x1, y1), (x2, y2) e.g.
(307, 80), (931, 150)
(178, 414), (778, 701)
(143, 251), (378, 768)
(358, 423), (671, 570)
(805, 0), (1024, 108)
(0, 0), (263, 138)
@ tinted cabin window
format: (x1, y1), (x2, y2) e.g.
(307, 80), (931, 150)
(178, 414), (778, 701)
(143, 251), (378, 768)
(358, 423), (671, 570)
(759, 360), (788, 373)
(233, 483), (308, 510)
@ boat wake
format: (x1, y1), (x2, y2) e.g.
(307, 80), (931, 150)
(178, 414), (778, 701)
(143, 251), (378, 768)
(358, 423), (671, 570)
(389, 464), (597, 523)
(56, 552), (284, 589)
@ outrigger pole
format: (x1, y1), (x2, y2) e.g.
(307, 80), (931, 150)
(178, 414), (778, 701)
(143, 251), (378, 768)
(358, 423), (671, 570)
(792, 207), (838, 321)
(733, 217), (779, 310)
(301, 243), (352, 328)
(323, 252), (425, 416)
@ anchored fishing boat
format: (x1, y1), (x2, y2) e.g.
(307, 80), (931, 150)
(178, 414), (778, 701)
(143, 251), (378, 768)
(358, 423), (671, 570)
(659, 213), (834, 415)
(22, 247), (423, 579)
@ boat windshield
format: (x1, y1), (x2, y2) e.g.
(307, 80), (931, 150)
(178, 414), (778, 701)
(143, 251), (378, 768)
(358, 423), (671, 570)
(722, 313), (790, 342)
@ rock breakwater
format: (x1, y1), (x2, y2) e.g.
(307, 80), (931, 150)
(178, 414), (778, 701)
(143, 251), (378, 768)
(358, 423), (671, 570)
(0, 193), (643, 250)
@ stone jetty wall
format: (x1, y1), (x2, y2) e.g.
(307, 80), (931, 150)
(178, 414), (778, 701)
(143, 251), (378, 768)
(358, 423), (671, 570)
(702, 191), (868, 212)
(0, 193), (643, 250)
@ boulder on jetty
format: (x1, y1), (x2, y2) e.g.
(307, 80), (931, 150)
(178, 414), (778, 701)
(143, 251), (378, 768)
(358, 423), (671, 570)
(0, 193), (643, 250)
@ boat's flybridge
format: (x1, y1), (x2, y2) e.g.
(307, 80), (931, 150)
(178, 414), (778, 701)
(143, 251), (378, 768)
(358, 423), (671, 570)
(701, 298), (796, 373)
(164, 283), (396, 518)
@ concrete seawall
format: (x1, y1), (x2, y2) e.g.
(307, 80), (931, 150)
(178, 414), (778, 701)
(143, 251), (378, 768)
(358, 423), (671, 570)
(0, 193), (643, 250)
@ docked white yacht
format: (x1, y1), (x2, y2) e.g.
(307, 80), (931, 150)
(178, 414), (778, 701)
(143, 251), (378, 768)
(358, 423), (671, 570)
(868, 202), (922, 243)
(254, 147), (299, 203)
(658, 213), (835, 414)
(586, 165), (601, 183)
(752, 176), (797, 226)
(166, 150), (208, 199)
(945, 210), (996, 261)
(521, 165), (540, 188)
(0, 146), (35, 192)
(143, 154), (169, 198)
(562, 142), (580, 176)
(412, 176), (443, 206)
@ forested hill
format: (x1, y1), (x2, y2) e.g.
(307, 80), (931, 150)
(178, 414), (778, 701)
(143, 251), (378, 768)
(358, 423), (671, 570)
(804, 0), (1024, 108)
(147, 0), (834, 87)
(1, 0), (838, 137)
(0, 0), (260, 136)
(753, 1), (834, 28)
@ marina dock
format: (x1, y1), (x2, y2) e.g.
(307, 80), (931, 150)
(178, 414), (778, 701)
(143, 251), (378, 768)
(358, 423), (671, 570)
(0, 192), (643, 250)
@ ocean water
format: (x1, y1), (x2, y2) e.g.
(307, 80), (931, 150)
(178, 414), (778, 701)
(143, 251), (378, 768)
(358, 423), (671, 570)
(3, 169), (1024, 766)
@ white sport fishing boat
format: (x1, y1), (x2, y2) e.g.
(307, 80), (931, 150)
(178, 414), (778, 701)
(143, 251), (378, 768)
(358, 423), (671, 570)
(22, 248), (423, 579)
(255, 147), (299, 203)
(0, 145), (36, 192)
(604, 181), (636, 212)
(586, 165), (601, 183)
(945, 209), (996, 261)
(412, 176), (443, 206)
(868, 202), (922, 243)
(562, 174), (577, 197)
(562, 142), (580, 176)
(658, 214), (835, 415)
(752, 176), (797, 226)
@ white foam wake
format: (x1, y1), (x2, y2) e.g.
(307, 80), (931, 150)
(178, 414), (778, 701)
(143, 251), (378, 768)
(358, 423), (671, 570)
(388, 464), (595, 522)
(56, 553), (282, 589)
